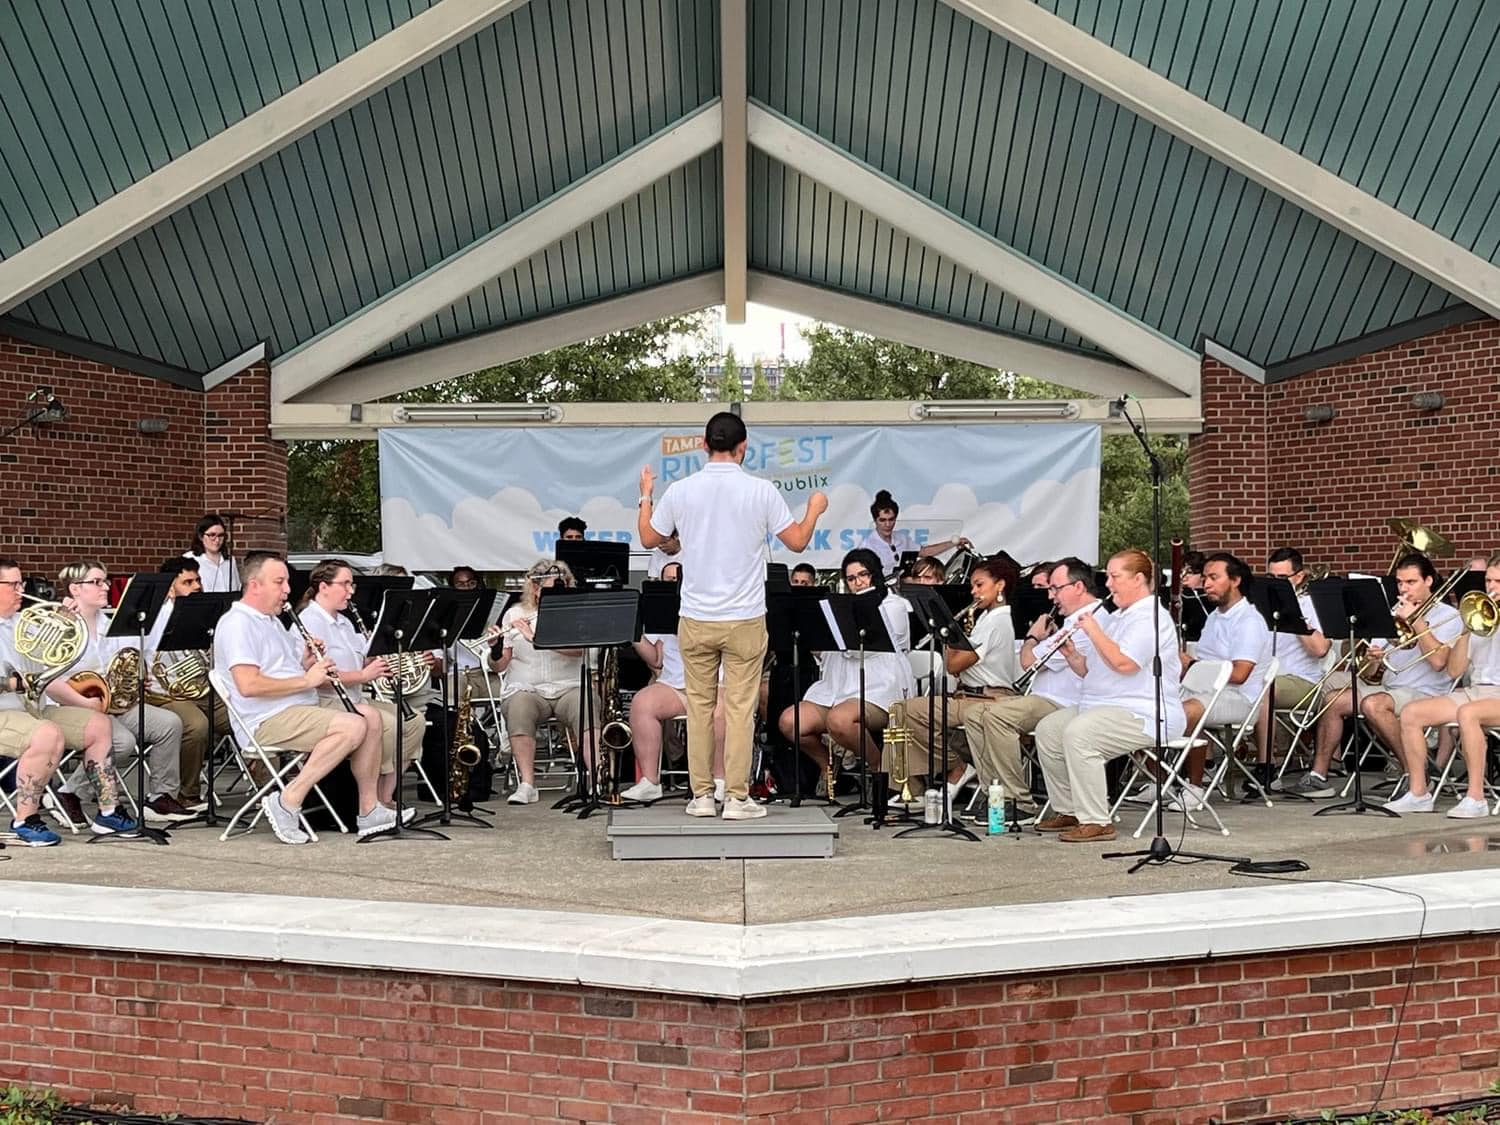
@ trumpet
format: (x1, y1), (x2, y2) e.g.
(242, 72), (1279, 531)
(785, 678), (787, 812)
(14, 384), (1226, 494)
(957, 600), (982, 634)
(459, 623), (510, 660)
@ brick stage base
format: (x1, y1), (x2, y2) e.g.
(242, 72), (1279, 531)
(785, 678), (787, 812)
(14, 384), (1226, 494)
(4, 935), (1496, 1124)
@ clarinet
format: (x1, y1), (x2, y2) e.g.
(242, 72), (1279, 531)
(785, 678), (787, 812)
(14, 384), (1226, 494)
(281, 606), (359, 714)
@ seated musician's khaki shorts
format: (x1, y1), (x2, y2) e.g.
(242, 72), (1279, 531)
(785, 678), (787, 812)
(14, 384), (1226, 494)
(254, 704), (350, 752)
(0, 710), (46, 758)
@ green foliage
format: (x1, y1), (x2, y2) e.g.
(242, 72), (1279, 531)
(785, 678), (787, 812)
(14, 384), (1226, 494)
(1097, 433), (1190, 560)
(714, 346), (744, 402)
(0, 1088), (74, 1125)
(748, 359), (773, 402)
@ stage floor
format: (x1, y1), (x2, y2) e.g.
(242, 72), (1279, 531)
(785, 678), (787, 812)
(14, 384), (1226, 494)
(5, 775), (1497, 925)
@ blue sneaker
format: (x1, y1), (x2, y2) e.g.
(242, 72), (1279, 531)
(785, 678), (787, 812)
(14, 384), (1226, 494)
(12, 816), (61, 847)
(91, 809), (139, 835)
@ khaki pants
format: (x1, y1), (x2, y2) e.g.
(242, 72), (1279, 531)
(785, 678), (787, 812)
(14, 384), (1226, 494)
(158, 697), (229, 802)
(967, 695), (1059, 810)
(1033, 705), (1151, 826)
(679, 615), (766, 801)
(903, 690), (1013, 778)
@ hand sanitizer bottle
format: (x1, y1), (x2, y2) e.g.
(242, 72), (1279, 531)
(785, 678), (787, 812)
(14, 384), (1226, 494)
(988, 782), (1004, 835)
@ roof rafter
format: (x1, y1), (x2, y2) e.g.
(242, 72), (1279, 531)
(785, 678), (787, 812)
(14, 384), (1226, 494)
(746, 102), (1201, 395)
(943, 0), (1500, 321)
(721, 0), (749, 324)
(0, 0), (529, 318)
(273, 101), (724, 403)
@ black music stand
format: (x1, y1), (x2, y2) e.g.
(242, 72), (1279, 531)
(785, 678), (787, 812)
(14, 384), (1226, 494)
(155, 592), (238, 829)
(448, 587), (499, 803)
(556, 540), (631, 589)
(286, 565), (310, 612)
(1308, 577), (1399, 818)
(766, 586), (839, 808)
(895, 585), (978, 843)
(96, 574), (173, 845)
(359, 588), (444, 842)
(1245, 576), (1312, 800)
(349, 575), (414, 625)
(534, 587), (641, 819)
(821, 593), (897, 825)
(412, 587), (494, 830)
(637, 580), (683, 802)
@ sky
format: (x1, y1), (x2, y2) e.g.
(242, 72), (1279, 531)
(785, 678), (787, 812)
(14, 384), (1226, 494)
(703, 302), (816, 364)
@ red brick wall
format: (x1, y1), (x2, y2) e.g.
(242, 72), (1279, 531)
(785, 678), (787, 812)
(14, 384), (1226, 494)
(0, 334), (285, 578)
(1190, 318), (1500, 572)
(4, 936), (1496, 1124)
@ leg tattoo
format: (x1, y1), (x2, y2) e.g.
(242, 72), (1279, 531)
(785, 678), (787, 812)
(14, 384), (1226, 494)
(84, 758), (123, 808)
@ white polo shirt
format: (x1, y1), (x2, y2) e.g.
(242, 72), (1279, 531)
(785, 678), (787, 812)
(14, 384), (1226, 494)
(1468, 631), (1500, 686)
(1194, 595), (1271, 701)
(1275, 593), (1326, 682)
(646, 633), (685, 691)
(1081, 594), (1185, 740)
(299, 601), (367, 702)
(650, 461), (794, 621)
(961, 605), (1019, 690)
(857, 531), (900, 576)
(190, 553), (240, 593)
(213, 600), (317, 740)
(1382, 601), (1462, 696)
(0, 614), (25, 712)
(1028, 600), (1103, 708)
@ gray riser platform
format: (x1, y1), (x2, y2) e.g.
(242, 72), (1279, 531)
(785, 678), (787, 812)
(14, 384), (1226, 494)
(607, 804), (839, 860)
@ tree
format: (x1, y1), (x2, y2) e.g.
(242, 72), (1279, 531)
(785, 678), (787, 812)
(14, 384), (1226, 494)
(714, 346), (744, 402)
(748, 359), (773, 401)
(1097, 433), (1190, 560)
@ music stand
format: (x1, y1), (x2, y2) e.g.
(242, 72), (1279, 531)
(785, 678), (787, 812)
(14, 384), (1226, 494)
(1242, 576), (1312, 801)
(411, 587), (494, 830)
(1308, 576), (1399, 818)
(556, 540), (631, 589)
(359, 588), (443, 842)
(637, 581), (684, 801)
(155, 592), (239, 829)
(895, 585), (979, 843)
(766, 586), (839, 807)
(820, 593), (897, 824)
(349, 575), (414, 624)
(98, 574), (174, 845)
(287, 566), (310, 612)
(534, 587), (641, 819)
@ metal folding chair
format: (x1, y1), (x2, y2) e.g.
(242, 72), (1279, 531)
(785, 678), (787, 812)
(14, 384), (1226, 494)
(1203, 656), (1280, 808)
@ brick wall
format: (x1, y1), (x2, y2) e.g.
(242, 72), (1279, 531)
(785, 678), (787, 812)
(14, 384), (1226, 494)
(4, 936), (1496, 1124)
(0, 334), (285, 578)
(1190, 318), (1500, 572)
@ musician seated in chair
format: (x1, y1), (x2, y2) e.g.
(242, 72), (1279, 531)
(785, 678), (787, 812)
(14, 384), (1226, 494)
(0, 558), (129, 835)
(46, 559), (193, 825)
(621, 562), (726, 803)
(1386, 553), (1500, 818)
(214, 552), (388, 845)
(0, 559), (71, 846)
(1254, 548), (1332, 775)
(298, 559), (425, 815)
(1296, 553), (1463, 799)
(781, 549), (914, 797)
(1171, 552), (1270, 810)
(490, 559), (595, 806)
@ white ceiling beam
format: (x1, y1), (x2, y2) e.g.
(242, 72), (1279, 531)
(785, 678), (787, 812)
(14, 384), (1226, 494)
(944, 0), (1500, 321)
(0, 0), (528, 317)
(306, 272), (726, 402)
(720, 0), (748, 324)
(746, 103), (1201, 395)
(273, 101), (723, 403)
(747, 272), (1181, 400)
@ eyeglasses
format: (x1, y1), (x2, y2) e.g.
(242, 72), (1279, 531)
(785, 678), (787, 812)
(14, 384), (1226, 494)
(202, 532), (225, 540)
(845, 569), (871, 581)
(331, 580), (356, 589)
(79, 577), (111, 588)
(1046, 580), (1081, 593)
(0, 580), (23, 590)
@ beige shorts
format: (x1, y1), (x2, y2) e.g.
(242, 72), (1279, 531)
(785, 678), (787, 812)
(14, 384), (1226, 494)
(502, 688), (587, 739)
(0, 710), (46, 758)
(45, 705), (105, 750)
(253, 704), (350, 753)
(1446, 685), (1500, 705)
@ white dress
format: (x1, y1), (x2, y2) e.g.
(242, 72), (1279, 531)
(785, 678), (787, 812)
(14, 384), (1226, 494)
(803, 592), (915, 712)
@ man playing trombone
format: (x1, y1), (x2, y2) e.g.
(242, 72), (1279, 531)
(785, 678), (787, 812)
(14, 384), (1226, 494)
(1297, 554), (1462, 798)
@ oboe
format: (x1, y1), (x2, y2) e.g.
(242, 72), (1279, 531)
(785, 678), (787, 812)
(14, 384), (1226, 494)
(280, 605), (359, 713)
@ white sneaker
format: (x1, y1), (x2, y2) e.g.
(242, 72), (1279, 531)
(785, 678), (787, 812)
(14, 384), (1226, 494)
(722, 796), (767, 820)
(1121, 782), (1159, 806)
(714, 777), (726, 803)
(621, 778), (663, 803)
(1446, 796), (1491, 819)
(945, 764), (977, 807)
(685, 795), (717, 817)
(507, 782), (539, 805)
(261, 794), (310, 845)
(1178, 782), (1209, 811)
(1383, 790), (1435, 815)
(355, 803), (398, 839)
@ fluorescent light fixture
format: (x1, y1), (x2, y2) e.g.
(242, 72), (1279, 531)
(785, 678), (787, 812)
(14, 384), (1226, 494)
(909, 400), (1080, 421)
(392, 403), (562, 424)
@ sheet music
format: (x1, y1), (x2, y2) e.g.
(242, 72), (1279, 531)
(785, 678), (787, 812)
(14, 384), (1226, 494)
(819, 600), (848, 651)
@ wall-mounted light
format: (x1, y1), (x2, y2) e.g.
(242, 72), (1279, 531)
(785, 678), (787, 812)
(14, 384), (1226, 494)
(1304, 404), (1336, 423)
(1410, 391), (1445, 412)
(137, 417), (169, 434)
(392, 403), (562, 424)
(909, 400), (1080, 421)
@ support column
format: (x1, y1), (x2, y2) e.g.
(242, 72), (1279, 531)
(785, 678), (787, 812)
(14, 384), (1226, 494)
(1187, 358), (1268, 563)
(205, 360), (288, 556)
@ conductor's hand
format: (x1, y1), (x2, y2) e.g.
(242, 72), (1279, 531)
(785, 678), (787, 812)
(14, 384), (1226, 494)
(806, 491), (829, 518)
(639, 465), (656, 498)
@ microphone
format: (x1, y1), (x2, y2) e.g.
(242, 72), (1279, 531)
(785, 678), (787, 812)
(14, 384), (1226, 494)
(1111, 393), (1130, 413)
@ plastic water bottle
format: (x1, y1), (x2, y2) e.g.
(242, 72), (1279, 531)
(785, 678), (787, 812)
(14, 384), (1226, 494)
(988, 782), (1004, 835)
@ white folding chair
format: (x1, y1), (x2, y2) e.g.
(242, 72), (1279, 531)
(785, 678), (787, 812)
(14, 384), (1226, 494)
(1114, 660), (1233, 838)
(1272, 643), (1345, 787)
(209, 671), (348, 841)
(1203, 656), (1280, 808)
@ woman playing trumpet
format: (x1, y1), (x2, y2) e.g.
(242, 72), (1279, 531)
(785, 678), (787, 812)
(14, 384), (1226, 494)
(1385, 554), (1500, 818)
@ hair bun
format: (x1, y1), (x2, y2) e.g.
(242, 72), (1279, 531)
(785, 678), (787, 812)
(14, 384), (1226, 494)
(874, 489), (894, 504)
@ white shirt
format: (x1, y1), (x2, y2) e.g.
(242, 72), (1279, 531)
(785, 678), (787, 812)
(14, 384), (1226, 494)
(1468, 631), (1500, 686)
(1081, 594), (1185, 740)
(500, 604), (582, 699)
(646, 547), (679, 579)
(1194, 595), (1271, 701)
(651, 461), (794, 621)
(1027, 599), (1103, 708)
(299, 601), (367, 702)
(961, 605), (1019, 690)
(1382, 601), (1462, 696)
(858, 532), (900, 576)
(1274, 592), (1326, 682)
(0, 614), (25, 712)
(804, 592), (914, 712)
(213, 600), (317, 741)
(40, 608), (124, 709)
(190, 552), (240, 593)
(646, 633), (685, 691)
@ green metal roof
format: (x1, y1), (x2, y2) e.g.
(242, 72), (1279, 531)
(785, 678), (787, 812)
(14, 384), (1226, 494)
(0, 0), (1494, 393)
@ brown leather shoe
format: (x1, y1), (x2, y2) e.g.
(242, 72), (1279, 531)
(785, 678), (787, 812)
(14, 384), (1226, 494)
(1058, 823), (1116, 843)
(1034, 814), (1079, 833)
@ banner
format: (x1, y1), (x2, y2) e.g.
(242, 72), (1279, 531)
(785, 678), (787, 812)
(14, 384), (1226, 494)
(379, 423), (1100, 571)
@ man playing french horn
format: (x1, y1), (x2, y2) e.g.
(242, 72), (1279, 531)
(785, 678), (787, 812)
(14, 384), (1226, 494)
(48, 559), (195, 825)
(0, 557), (135, 837)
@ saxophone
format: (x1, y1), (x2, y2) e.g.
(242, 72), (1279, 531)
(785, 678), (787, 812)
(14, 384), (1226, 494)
(450, 684), (483, 805)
